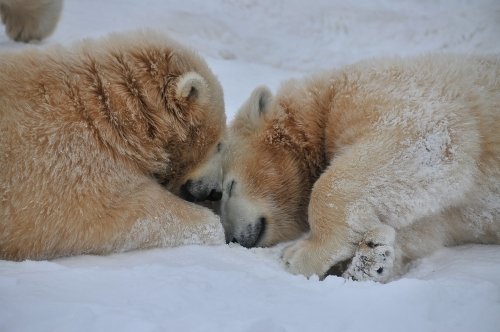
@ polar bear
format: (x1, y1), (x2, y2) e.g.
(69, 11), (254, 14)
(0, 0), (63, 42)
(0, 30), (226, 261)
(220, 54), (500, 282)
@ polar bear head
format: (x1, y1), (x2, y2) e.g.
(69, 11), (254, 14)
(96, 31), (227, 202)
(172, 72), (225, 203)
(155, 68), (225, 202)
(220, 86), (314, 247)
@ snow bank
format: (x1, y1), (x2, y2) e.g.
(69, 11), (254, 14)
(1, 245), (499, 332)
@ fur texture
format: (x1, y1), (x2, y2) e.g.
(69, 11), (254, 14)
(0, 30), (226, 260)
(221, 54), (500, 281)
(0, 0), (63, 42)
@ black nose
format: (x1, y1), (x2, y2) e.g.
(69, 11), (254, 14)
(180, 180), (222, 203)
(207, 189), (222, 201)
(180, 180), (198, 202)
(237, 217), (267, 248)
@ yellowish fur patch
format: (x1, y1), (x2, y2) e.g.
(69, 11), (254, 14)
(0, 30), (226, 260)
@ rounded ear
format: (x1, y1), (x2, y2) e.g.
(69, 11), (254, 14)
(235, 86), (273, 131)
(176, 72), (209, 103)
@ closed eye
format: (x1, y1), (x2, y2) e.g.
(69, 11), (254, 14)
(227, 180), (235, 197)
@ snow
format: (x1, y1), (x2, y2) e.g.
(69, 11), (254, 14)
(2, 245), (500, 332)
(1, 0), (499, 331)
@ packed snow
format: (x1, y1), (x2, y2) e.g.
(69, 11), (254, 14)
(1, 1), (499, 331)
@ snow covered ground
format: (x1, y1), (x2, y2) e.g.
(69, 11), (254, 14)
(1, 1), (499, 331)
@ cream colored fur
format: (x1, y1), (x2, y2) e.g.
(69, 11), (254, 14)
(222, 54), (500, 281)
(0, 0), (63, 42)
(0, 30), (227, 260)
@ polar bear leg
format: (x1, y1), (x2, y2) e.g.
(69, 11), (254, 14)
(70, 179), (225, 258)
(282, 162), (360, 278)
(112, 180), (226, 253)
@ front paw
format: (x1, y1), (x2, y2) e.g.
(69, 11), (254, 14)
(178, 210), (225, 246)
(196, 212), (226, 245)
(342, 242), (394, 282)
(282, 237), (333, 278)
(342, 226), (396, 282)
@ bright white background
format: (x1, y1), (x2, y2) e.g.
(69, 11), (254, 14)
(1, 1), (499, 331)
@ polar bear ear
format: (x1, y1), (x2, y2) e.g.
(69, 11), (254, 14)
(176, 72), (209, 103)
(235, 85), (273, 131)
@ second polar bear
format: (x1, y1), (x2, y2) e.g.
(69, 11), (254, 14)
(220, 54), (500, 282)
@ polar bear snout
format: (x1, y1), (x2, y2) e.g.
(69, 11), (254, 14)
(179, 140), (224, 203)
(219, 179), (270, 247)
(228, 216), (267, 248)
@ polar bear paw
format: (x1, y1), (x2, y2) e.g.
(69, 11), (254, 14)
(282, 236), (333, 278)
(187, 211), (226, 246)
(342, 241), (394, 282)
(343, 225), (396, 282)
